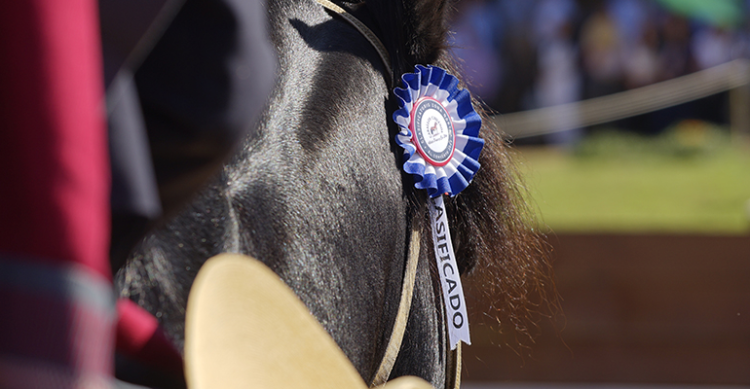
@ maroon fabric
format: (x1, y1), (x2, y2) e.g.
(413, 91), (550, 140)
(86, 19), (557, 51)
(0, 0), (114, 387)
(0, 0), (110, 279)
(116, 299), (185, 377)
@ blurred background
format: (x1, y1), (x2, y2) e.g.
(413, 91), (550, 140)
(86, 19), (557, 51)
(449, 0), (750, 387)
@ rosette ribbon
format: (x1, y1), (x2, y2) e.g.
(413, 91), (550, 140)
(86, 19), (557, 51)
(393, 65), (484, 198)
(392, 65), (483, 350)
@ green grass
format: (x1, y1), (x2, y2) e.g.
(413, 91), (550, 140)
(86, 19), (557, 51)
(515, 122), (750, 234)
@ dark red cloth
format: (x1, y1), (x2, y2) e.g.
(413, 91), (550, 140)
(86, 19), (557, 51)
(0, 0), (110, 280)
(0, 0), (114, 387)
(116, 299), (184, 378)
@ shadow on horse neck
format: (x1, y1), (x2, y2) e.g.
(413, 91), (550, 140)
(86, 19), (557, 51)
(117, 0), (555, 387)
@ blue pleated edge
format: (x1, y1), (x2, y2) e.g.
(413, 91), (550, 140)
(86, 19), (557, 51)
(393, 65), (484, 198)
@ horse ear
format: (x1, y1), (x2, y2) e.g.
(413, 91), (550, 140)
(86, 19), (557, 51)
(367, 0), (451, 71)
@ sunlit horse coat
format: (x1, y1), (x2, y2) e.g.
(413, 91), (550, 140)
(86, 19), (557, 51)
(117, 0), (553, 387)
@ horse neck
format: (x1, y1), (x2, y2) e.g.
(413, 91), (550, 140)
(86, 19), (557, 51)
(227, 1), (452, 385)
(220, 0), (439, 384)
(117, 0), (456, 385)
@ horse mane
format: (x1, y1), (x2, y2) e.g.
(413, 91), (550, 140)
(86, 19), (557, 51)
(365, 0), (449, 77)
(368, 0), (559, 350)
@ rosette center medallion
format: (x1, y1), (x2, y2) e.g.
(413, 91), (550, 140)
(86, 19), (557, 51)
(409, 97), (455, 167)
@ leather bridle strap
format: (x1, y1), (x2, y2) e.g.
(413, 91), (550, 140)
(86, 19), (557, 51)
(371, 225), (420, 387)
(371, 225), (462, 389)
(315, 0), (395, 88)
(446, 343), (461, 389)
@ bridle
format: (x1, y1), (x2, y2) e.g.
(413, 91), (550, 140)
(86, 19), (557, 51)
(314, 0), (394, 88)
(315, 1), (461, 388)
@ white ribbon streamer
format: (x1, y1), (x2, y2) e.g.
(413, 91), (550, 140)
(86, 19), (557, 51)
(428, 196), (471, 349)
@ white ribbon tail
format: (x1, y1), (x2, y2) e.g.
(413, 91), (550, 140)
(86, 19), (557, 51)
(429, 196), (471, 350)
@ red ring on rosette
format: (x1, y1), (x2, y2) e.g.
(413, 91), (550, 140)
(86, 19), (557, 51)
(408, 97), (456, 168)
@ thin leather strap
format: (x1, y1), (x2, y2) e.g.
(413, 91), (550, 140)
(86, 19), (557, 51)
(315, 0), (394, 88)
(446, 343), (462, 389)
(371, 225), (420, 387)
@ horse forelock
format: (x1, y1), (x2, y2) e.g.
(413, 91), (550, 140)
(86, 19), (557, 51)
(364, 0), (451, 77)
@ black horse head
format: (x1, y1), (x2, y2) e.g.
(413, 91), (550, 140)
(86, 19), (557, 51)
(117, 0), (554, 387)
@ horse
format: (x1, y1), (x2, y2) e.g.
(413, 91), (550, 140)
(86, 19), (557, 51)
(116, 0), (554, 387)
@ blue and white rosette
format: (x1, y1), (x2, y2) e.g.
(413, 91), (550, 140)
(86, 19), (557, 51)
(393, 65), (483, 350)
(393, 65), (484, 199)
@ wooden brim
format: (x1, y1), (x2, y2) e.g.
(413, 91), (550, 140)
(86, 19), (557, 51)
(184, 253), (368, 389)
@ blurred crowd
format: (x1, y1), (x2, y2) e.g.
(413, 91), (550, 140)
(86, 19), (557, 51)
(450, 0), (750, 139)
